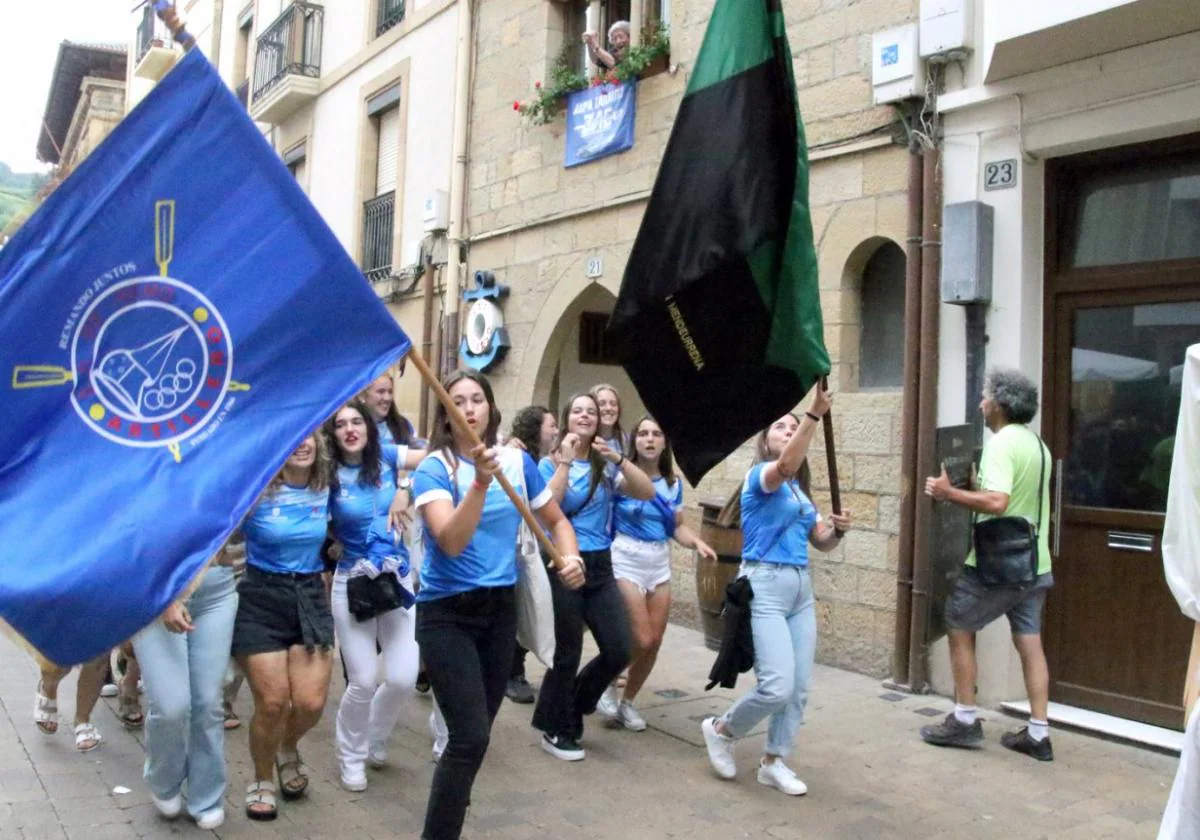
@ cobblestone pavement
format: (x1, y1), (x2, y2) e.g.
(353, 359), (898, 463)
(0, 623), (1178, 839)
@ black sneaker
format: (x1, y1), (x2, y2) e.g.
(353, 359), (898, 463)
(415, 670), (430, 695)
(920, 713), (984, 748)
(540, 733), (585, 762)
(506, 676), (535, 704)
(1001, 727), (1054, 762)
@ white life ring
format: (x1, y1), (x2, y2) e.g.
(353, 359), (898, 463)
(465, 299), (503, 356)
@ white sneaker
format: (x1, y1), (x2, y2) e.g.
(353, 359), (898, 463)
(596, 685), (620, 718)
(151, 792), (182, 819)
(616, 700), (647, 732)
(340, 767), (368, 792)
(701, 717), (736, 780)
(368, 744), (388, 768)
(194, 808), (225, 830)
(757, 760), (807, 796)
(100, 683), (118, 698)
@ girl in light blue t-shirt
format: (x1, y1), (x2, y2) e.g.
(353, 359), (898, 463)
(700, 387), (853, 797)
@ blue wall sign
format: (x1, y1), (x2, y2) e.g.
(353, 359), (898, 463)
(460, 270), (511, 372)
(564, 82), (637, 168)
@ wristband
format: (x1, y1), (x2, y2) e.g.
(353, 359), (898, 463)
(805, 411), (821, 423)
(616, 453), (625, 467)
(471, 478), (491, 492)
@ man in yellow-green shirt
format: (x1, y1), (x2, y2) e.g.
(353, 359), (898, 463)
(919, 369), (1055, 762)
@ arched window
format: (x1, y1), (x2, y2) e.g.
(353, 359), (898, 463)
(858, 242), (906, 389)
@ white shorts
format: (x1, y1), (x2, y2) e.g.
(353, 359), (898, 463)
(611, 532), (671, 594)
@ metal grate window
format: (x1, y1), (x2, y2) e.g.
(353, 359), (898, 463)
(376, 0), (405, 37)
(362, 191), (395, 283)
(578, 312), (619, 365)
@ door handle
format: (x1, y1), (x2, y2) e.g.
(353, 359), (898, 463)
(1052, 459), (1063, 557)
(1107, 531), (1155, 553)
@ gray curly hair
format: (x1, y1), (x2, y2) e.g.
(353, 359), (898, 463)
(984, 368), (1039, 425)
(608, 20), (630, 40)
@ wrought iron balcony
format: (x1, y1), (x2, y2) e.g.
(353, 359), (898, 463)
(134, 4), (176, 80)
(249, 1), (323, 124)
(376, 0), (405, 37)
(362, 192), (396, 283)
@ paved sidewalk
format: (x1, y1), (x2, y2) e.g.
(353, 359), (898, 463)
(0, 623), (1178, 839)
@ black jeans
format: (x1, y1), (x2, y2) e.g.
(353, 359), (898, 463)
(531, 549), (632, 740)
(416, 586), (517, 840)
(511, 642), (528, 679)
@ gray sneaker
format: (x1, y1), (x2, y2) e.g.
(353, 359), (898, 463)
(920, 713), (984, 748)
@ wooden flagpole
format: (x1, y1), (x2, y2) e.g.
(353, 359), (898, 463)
(404, 350), (567, 570)
(819, 376), (844, 536)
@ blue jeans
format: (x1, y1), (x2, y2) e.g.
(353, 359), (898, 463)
(720, 562), (816, 759)
(133, 565), (238, 817)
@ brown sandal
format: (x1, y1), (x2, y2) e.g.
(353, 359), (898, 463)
(118, 692), (144, 730)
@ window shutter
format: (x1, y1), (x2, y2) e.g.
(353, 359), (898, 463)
(375, 106), (400, 196)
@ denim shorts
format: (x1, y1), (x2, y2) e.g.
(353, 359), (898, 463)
(944, 566), (1054, 635)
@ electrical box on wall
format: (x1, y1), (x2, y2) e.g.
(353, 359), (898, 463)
(422, 190), (449, 232)
(920, 0), (973, 59)
(942, 201), (993, 305)
(871, 24), (924, 104)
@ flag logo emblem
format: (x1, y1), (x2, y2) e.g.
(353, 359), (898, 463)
(10, 199), (243, 459)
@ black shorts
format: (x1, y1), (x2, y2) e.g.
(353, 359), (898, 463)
(231, 565), (334, 656)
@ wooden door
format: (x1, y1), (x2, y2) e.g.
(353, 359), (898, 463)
(1042, 137), (1200, 730)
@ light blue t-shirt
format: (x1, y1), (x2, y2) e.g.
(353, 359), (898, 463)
(377, 417), (424, 447)
(413, 448), (551, 601)
(243, 485), (329, 574)
(539, 457), (620, 551)
(615, 476), (683, 543)
(329, 444), (409, 572)
(740, 463), (821, 567)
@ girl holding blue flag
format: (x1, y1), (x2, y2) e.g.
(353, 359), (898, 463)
(531, 392), (655, 762)
(232, 431), (335, 821)
(598, 417), (718, 732)
(325, 400), (424, 792)
(700, 388), (852, 797)
(412, 369), (584, 840)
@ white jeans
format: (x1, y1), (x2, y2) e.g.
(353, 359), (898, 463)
(330, 572), (419, 776)
(611, 533), (672, 594)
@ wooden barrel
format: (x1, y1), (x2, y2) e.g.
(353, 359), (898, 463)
(695, 500), (744, 652)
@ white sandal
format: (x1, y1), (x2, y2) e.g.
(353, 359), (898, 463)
(73, 722), (102, 752)
(245, 781), (278, 821)
(34, 681), (59, 735)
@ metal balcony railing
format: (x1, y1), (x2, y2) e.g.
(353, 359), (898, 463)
(376, 0), (405, 37)
(362, 192), (395, 283)
(135, 4), (173, 66)
(252, 1), (323, 102)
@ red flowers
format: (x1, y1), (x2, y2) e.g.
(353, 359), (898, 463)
(534, 81), (542, 89)
(513, 101), (521, 111)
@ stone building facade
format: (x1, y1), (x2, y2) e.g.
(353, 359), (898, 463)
(464, 0), (919, 677)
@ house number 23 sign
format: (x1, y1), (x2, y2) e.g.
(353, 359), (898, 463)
(984, 159), (1017, 191)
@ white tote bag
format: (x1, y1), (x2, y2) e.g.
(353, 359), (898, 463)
(512, 453), (556, 667)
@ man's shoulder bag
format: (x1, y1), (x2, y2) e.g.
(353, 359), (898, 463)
(972, 432), (1046, 590)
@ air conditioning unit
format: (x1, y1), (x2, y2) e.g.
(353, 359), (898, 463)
(872, 24), (923, 104)
(920, 0), (973, 59)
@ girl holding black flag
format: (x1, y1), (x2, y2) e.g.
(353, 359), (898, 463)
(700, 385), (852, 796)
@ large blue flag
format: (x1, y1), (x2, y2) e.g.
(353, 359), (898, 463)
(0, 50), (411, 665)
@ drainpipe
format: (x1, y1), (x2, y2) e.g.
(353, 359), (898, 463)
(964, 304), (986, 440)
(443, 0), (474, 373)
(210, 0), (225, 69)
(418, 253), (436, 434)
(892, 142), (924, 686)
(907, 144), (943, 693)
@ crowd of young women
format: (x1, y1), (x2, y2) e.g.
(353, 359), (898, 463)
(29, 367), (849, 839)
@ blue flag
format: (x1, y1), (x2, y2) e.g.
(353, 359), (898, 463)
(0, 51), (411, 665)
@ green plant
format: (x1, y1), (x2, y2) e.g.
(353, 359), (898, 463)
(515, 27), (671, 127)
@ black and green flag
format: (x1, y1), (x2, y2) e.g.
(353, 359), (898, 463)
(607, 0), (829, 485)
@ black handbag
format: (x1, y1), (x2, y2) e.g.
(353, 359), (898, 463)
(346, 571), (404, 621)
(971, 431), (1046, 589)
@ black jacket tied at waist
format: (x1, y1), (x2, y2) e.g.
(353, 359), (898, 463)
(705, 576), (755, 691)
